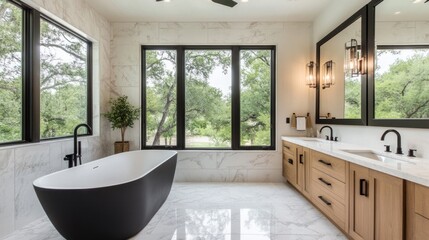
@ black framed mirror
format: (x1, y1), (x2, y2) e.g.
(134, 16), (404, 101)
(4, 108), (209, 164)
(316, 6), (368, 125)
(368, 0), (429, 128)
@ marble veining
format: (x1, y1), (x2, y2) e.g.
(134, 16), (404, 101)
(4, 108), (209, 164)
(14, 145), (50, 229)
(174, 152), (282, 182)
(0, 149), (15, 237)
(2, 183), (346, 240)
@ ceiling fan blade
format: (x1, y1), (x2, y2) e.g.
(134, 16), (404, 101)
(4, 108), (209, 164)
(212, 0), (238, 8)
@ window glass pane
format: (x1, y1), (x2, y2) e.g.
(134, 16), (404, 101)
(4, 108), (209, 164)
(375, 48), (429, 119)
(145, 50), (177, 146)
(0, 0), (23, 143)
(40, 19), (89, 138)
(185, 50), (232, 148)
(240, 50), (272, 146)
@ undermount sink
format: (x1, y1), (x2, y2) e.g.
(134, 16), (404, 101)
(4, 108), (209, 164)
(303, 139), (323, 142)
(341, 149), (412, 164)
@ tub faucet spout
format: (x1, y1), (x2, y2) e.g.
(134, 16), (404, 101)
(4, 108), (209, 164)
(73, 123), (92, 167)
(64, 123), (92, 168)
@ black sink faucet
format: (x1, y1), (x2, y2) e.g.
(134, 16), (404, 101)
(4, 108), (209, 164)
(381, 129), (402, 155)
(64, 123), (92, 168)
(319, 126), (334, 141)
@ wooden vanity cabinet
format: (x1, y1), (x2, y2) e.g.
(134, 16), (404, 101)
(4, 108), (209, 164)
(310, 150), (349, 231)
(406, 182), (429, 240)
(282, 141), (298, 188)
(349, 163), (404, 240)
(282, 141), (311, 197)
(297, 147), (311, 198)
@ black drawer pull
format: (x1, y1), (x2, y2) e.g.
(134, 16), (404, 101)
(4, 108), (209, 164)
(318, 196), (332, 206)
(288, 159), (293, 165)
(299, 154), (304, 164)
(318, 159), (332, 166)
(318, 177), (332, 186)
(360, 179), (368, 197)
(284, 145), (290, 150)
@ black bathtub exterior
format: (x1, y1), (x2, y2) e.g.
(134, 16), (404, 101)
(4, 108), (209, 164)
(34, 153), (177, 240)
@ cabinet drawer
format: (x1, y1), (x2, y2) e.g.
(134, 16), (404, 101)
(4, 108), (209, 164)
(311, 151), (346, 182)
(312, 185), (346, 230)
(415, 214), (429, 239)
(282, 141), (297, 156)
(415, 184), (429, 219)
(311, 168), (346, 202)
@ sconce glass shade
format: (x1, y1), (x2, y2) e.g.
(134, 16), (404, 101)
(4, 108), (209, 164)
(322, 60), (335, 89)
(345, 38), (359, 77)
(305, 61), (316, 88)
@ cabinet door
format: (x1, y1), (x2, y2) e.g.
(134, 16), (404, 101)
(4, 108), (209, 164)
(284, 151), (298, 187)
(302, 148), (311, 198)
(282, 157), (287, 178)
(349, 163), (373, 240)
(371, 170), (404, 240)
(297, 147), (304, 192)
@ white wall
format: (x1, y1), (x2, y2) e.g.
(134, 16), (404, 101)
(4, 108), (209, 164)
(312, 0), (429, 159)
(0, 0), (110, 238)
(110, 22), (314, 182)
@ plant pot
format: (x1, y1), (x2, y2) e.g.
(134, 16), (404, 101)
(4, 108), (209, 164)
(114, 141), (130, 154)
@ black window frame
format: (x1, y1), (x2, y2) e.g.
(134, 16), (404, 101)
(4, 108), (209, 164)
(0, 0), (93, 147)
(141, 45), (276, 151)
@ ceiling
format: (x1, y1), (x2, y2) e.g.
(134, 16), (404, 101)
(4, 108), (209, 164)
(376, 0), (429, 21)
(85, 0), (333, 22)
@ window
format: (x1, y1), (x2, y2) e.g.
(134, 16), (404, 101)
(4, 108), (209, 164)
(144, 49), (177, 147)
(185, 50), (232, 148)
(142, 46), (275, 150)
(0, 0), (92, 145)
(40, 19), (91, 139)
(0, 0), (23, 143)
(240, 50), (273, 146)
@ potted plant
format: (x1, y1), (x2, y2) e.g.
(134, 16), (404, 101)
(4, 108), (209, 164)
(104, 95), (140, 153)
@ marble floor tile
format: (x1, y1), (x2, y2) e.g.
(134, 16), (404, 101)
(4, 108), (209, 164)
(2, 183), (346, 240)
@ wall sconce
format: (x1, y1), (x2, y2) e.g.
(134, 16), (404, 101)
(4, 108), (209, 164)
(322, 60), (335, 89)
(345, 38), (365, 77)
(305, 61), (316, 88)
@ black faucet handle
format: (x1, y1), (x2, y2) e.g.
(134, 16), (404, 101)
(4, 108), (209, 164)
(325, 135), (329, 140)
(63, 154), (74, 168)
(408, 149), (417, 157)
(334, 137), (338, 142)
(384, 145), (391, 153)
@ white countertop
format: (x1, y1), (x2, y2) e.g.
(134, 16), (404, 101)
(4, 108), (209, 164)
(282, 136), (429, 187)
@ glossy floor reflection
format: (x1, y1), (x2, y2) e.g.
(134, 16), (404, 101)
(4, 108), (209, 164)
(3, 183), (346, 240)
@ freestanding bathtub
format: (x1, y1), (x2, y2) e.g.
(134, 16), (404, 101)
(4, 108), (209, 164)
(33, 150), (177, 240)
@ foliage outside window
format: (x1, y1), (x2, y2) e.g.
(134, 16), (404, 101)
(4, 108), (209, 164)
(375, 47), (429, 119)
(143, 46), (275, 150)
(40, 19), (90, 139)
(0, 0), (92, 145)
(184, 50), (232, 148)
(240, 50), (273, 146)
(0, 0), (23, 143)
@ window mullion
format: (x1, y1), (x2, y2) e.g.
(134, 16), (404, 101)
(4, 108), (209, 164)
(270, 48), (276, 150)
(177, 47), (185, 150)
(231, 47), (240, 150)
(23, 8), (40, 143)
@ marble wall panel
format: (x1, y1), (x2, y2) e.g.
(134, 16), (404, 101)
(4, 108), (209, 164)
(14, 145), (50, 229)
(0, 149), (15, 237)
